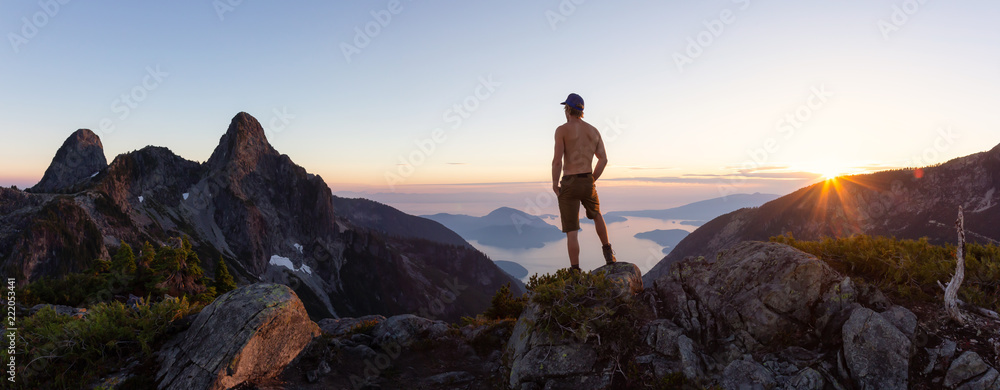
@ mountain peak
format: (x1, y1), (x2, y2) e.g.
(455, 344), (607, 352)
(487, 207), (523, 217)
(207, 112), (277, 171)
(29, 129), (107, 193)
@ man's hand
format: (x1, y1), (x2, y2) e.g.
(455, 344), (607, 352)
(552, 184), (560, 196)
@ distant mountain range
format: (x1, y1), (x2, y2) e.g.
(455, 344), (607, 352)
(422, 207), (564, 249)
(423, 194), (780, 256)
(643, 142), (1000, 286)
(605, 193), (781, 222)
(0, 112), (520, 322)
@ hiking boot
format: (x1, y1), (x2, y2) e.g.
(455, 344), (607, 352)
(570, 264), (582, 273)
(602, 244), (616, 265)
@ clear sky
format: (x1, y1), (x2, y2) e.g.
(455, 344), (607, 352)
(2, 1), (999, 215)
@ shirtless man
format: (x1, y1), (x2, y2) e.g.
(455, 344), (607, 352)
(551, 93), (615, 271)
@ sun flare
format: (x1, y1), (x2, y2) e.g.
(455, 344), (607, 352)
(805, 163), (852, 181)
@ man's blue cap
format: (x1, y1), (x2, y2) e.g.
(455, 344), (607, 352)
(561, 93), (584, 112)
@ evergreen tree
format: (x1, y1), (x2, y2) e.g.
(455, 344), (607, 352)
(139, 241), (156, 268)
(215, 257), (236, 294)
(111, 242), (137, 273)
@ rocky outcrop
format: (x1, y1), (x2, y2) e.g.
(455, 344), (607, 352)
(371, 314), (450, 348)
(647, 141), (1000, 283)
(652, 241), (940, 389)
(842, 307), (910, 389)
(266, 242), (998, 389)
(656, 241), (864, 353)
(504, 262), (642, 389)
(156, 283), (320, 390)
(945, 351), (999, 389)
(317, 314), (386, 337)
(29, 129), (107, 193)
(281, 313), (513, 389)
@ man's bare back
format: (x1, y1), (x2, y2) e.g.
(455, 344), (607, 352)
(555, 120), (606, 178)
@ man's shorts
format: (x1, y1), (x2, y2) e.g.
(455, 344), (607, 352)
(557, 173), (601, 233)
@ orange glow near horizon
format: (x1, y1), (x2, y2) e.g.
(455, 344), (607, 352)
(812, 176), (868, 237)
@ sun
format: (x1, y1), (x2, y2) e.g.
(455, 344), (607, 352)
(820, 170), (842, 181)
(806, 163), (850, 181)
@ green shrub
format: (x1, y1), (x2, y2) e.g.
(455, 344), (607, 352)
(527, 268), (632, 342)
(2, 297), (201, 389)
(23, 272), (116, 307)
(481, 283), (526, 320)
(771, 234), (1000, 312)
(23, 236), (219, 308)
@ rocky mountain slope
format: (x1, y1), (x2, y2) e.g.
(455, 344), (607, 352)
(1, 112), (519, 322)
(137, 242), (997, 389)
(645, 143), (1000, 285)
(332, 196), (470, 248)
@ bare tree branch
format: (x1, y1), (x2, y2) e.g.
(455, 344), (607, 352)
(943, 206), (966, 324)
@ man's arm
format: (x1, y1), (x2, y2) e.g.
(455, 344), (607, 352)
(593, 134), (608, 181)
(552, 128), (564, 195)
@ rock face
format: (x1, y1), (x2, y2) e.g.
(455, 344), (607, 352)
(156, 283), (320, 390)
(944, 351), (998, 389)
(29, 129), (108, 193)
(653, 241), (924, 389)
(317, 314), (386, 337)
(657, 241), (857, 351)
(333, 196), (471, 248)
(842, 307), (910, 389)
(0, 190), (107, 280)
(647, 141), (1000, 283)
(199, 111), (340, 278)
(371, 314), (450, 348)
